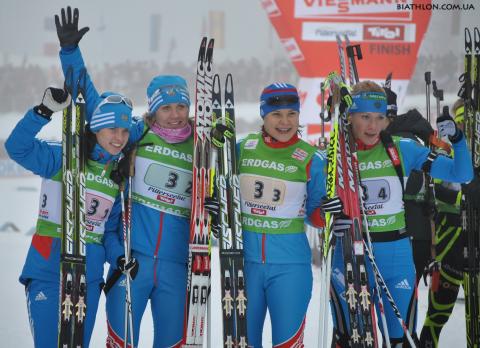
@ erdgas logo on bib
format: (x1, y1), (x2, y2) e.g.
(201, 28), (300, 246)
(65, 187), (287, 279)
(145, 145), (193, 162)
(241, 158), (298, 173)
(368, 215), (396, 228)
(242, 216), (292, 229)
(359, 159), (392, 171)
(86, 172), (115, 188)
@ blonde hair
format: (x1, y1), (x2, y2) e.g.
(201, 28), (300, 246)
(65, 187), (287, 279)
(143, 112), (154, 128)
(351, 80), (386, 96)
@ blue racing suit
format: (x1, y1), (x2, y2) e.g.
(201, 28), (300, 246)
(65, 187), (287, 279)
(329, 136), (473, 345)
(238, 132), (327, 348)
(5, 109), (123, 347)
(60, 47), (190, 348)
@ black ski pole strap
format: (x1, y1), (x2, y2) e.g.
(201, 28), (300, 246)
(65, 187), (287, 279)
(380, 130), (404, 195)
(421, 151), (439, 174)
(103, 269), (122, 295)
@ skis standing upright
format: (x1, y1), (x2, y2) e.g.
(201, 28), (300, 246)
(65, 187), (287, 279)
(324, 72), (378, 348)
(317, 76), (339, 347)
(58, 67), (88, 348)
(211, 73), (248, 348)
(184, 37), (215, 347)
(460, 26), (480, 348)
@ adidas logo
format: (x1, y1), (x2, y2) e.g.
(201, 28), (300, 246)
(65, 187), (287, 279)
(119, 278), (127, 287)
(395, 279), (411, 290)
(35, 291), (47, 301)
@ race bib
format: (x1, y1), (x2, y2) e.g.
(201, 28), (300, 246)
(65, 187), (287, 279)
(144, 162), (192, 197)
(240, 174), (286, 206)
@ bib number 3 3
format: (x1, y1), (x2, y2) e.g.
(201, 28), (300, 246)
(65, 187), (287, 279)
(240, 174), (286, 206)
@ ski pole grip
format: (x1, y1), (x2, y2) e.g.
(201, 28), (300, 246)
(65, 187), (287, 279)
(425, 72), (431, 85)
(442, 105), (450, 117)
(354, 45), (363, 60)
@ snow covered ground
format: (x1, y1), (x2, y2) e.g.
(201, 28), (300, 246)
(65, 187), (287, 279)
(0, 175), (467, 347)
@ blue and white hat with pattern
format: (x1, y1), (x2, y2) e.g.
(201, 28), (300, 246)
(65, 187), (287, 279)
(90, 92), (133, 133)
(260, 82), (300, 118)
(146, 75), (190, 114)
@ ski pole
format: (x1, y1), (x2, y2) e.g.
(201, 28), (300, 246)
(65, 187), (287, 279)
(318, 81), (328, 150)
(358, 185), (416, 347)
(345, 35), (362, 85)
(120, 147), (136, 348)
(362, 239), (417, 347)
(432, 80), (444, 125)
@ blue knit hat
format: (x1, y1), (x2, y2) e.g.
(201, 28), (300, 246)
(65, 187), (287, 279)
(260, 83), (300, 118)
(147, 75), (190, 114)
(90, 92), (133, 133)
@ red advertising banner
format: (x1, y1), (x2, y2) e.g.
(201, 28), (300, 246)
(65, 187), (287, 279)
(261, 0), (432, 141)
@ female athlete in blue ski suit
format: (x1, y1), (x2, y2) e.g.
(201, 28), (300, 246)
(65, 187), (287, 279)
(239, 83), (339, 347)
(55, 7), (193, 347)
(329, 81), (473, 347)
(5, 85), (133, 347)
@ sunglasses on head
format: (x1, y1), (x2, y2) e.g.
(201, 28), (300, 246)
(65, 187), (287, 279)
(266, 95), (299, 106)
(94, 95), (133, 115)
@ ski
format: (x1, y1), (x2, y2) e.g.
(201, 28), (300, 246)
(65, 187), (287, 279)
(324, 72), (377, 348)
(211, 73), (248, 348)
(460, 26), (480, 348)
(184, 37), (215, 347)
(336, 35), (347, 83)
(317, 78), (338, 348)
(58, 67), (87, 348)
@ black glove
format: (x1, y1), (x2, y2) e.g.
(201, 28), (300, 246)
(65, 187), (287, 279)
(386, 109), (434, 144)
(331, 214), (353, 237)
(211, 122), (234, 148)
(463, 175), (480, 209)
(339, 84), (353, 114)
(117, 255), (139, 280)
(204, 196), (220, 238)
(323, 85), (351, 117)
(110, 148), (135, 186)
(321, 196), (344, 215)
(34, 87), (71, 119)
(437, 106), (461, 143)
(54, 6), (90, 48)
(384, 87), (397, 118)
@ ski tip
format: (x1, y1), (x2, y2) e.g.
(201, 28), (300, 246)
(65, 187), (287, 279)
(205, 39), (215, 69)
(225, 73), (233, 94)
(384, 72), (392, 89)
(474, 27), (480, 50)
(465, 28), (472, 51)
(207, 38), (215, 50)
(198, 37), (207, 57)
(213, 74), (221, 94)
